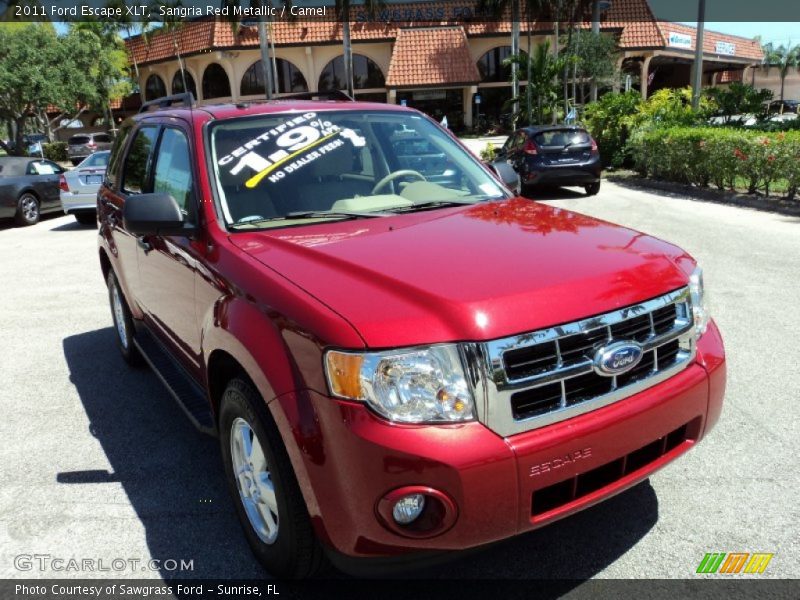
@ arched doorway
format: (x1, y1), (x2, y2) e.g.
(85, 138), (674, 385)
(202, 63), (231, 99)
(318, 54), (385, 99)
(144, 74), (167, 100)
(172, 69), (197, 98)
(240, 59), (308, 96)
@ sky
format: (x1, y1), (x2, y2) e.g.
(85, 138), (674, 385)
(681, 23), (797, 46)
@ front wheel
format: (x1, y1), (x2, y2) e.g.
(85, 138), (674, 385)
(220, 378), (325, 579)
(585, 181), (601, 196)
(15, 193), (40, 226)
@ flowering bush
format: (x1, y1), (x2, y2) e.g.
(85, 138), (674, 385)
(629, 127), (800, 200)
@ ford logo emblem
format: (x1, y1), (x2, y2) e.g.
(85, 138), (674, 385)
(593, 341), (644, 376)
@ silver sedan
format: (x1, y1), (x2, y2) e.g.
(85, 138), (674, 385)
(60, 151), (109, 225)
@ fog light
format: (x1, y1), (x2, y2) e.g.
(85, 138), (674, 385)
(392, 494), (426, 525)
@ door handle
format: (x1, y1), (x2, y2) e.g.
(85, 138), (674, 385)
(136, 237), (152, 254)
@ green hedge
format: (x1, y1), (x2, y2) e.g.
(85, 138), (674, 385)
(42, 141), (68, 162)
(629, 127), (800, 200)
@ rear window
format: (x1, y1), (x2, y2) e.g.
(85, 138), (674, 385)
(82, 152), (110, 168)
(69, 135), (90, 145)
(533, 129), (591, 147)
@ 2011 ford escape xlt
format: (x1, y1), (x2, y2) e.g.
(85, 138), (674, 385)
(97, 93), (726, 578)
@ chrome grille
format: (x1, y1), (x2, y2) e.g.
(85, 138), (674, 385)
(471, 288), (696, 437)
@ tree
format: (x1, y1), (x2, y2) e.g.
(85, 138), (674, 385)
(505, 39), (565, 124)
(68, 21), (132, 131)
(149, 0), (189, 94)
(703, 82), (773, 124)
(562, 29), (619, 106)
(762, 42), (799, 102)
(103, 0), (153, 103)
(0, 24), (97, 154)
(335, 0), (385, 97)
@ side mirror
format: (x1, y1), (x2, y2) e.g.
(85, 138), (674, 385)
(123, 193), (193, 237)
(488, 160), (520, 192)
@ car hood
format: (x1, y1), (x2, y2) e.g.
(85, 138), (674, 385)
(230, 199), (694, 348)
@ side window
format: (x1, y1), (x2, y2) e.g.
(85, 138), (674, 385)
(122, 126), (159, 194)
(106, 122), (133, 188)
(94, 134), (112, 144)
(152, 128), (194, 221)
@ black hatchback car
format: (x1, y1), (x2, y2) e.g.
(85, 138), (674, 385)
(491, 125), (601, 196)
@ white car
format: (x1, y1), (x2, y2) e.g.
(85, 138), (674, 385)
(60, 151), (109, 225)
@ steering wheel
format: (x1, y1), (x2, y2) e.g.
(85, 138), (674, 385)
(371, 170), (427, 195)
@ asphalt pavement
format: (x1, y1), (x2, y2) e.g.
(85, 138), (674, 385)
(0, 181), (797, 583)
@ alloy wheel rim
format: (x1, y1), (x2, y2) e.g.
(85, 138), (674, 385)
(21, 196), (38, 221)
(111, 284), (128, 349)
(230, 417), (279, 544)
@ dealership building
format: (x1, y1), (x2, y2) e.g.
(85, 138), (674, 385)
(124, 0), (763, 129)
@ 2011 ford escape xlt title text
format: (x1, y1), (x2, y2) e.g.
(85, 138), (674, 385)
(96, 93), (725, 579)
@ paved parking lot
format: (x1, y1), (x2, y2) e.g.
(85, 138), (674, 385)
(0, 181), (797, 582)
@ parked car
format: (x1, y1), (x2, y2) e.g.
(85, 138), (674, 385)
(60, 151), (109, 225)
(67, 132), (113, 165)
(491, 125), (602, 196)
(98, 95), (725, 578)
(767, 99), (799, 115)
(0, 156), (65, 226)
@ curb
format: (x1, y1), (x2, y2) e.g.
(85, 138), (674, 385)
(606, 175), (800, 218)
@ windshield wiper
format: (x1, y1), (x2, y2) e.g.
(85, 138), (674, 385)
(230, 210), (388, 229)
(284, 209), (389, 219)
(385, 196), (493, 213)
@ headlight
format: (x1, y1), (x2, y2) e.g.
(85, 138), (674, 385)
(689, 266), (709, 336)
(325, 345), (475, 423)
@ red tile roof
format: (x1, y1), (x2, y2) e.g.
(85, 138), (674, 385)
(387, 27), (479, 87)
(655, 22), (763, 61)
(125, 0), (763, 80)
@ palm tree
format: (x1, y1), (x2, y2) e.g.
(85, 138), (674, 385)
(149, 0), (188, 94)
(335, 0), (385, 97)
(762, 42), (799, 102)
(506, 39), (565, 123)
(478, 0), (521, 120)
(104, 0), (152, 104)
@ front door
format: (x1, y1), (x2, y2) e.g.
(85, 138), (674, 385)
(134, 125), (203, 374)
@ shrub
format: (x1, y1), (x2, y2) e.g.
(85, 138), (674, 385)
(628, 127), (800, 199)
(42, 141), (68, 162)
(582, 90), (641, 168)
(480, 142), (497, 162)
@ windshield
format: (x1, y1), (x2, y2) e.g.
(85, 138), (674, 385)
(209, 110), (509, 229)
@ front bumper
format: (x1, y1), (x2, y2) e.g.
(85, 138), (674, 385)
(274, 320), (725, 560)
(60, 192), (97, 214)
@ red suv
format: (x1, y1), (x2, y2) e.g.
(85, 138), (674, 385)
(97, 93), (725, 578)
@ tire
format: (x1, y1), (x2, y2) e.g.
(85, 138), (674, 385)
(106, 271), (142, 366)
(15, 192), (40, 226)
(585, 181), (601, 196)
(220, 378), (325, 579)
(75, 212), (97, 226)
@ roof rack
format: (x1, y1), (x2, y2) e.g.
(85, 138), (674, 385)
(275, 90), (354, 102)
(139, 92), (195, 113)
